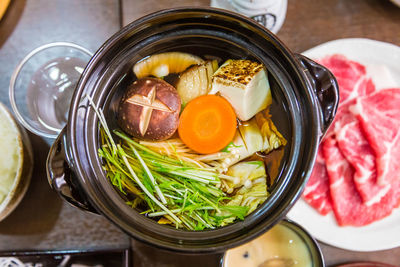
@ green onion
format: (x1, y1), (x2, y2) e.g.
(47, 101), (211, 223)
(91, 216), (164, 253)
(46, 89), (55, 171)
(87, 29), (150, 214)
(119, 147), (182, 224)
(129, 144), (167, 204)
(88, 95), (253, 230)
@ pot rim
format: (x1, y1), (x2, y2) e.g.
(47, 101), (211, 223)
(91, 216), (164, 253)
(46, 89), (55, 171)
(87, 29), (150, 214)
(66, 7), (321, 253)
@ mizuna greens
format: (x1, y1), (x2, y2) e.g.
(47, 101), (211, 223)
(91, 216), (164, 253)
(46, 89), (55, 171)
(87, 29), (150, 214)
(101, 129), (253, 230)
(89, 96), (256, 230)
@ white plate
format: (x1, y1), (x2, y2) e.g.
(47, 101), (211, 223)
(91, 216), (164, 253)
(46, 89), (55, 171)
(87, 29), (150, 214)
(287, 38), (400, 252)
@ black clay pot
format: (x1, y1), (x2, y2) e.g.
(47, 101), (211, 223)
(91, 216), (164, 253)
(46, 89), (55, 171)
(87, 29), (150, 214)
(46, 7), (338, 262)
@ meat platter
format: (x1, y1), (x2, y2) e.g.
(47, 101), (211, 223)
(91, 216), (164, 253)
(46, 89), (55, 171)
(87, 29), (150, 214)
(287, 38), (400, 251)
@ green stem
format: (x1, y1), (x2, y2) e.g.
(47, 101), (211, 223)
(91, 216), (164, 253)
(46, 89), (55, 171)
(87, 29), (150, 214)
(128, 144), (167, 204)
(118, 145), (182, 225)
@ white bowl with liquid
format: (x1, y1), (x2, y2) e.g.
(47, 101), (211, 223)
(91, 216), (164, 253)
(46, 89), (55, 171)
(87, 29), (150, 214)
(223, 219), (324, 267)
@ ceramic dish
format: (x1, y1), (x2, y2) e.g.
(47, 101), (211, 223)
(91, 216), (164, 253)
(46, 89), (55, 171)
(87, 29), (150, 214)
(46, 8), (339, 253)
(222, 219), (325, 267)
(0, 103), (33, 221)
(287, 38), (400, 252)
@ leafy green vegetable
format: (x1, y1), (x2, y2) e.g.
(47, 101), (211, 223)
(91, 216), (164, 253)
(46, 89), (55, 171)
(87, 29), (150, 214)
(255, 110), (287, 151)
(221, 141), (242, 153)
(88, 95), (274, 230)
(222, 161), (269, 217)
(97, 128), (249, 229)
(224, 161), (267, 192)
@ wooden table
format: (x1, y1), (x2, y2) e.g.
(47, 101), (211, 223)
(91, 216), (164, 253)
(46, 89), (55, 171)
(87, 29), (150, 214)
(0, 0), (399, 266)
(0, 0), (130, 252)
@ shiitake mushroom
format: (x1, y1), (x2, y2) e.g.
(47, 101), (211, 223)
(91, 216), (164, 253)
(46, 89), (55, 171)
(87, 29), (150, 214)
(117, 77), (181, 141)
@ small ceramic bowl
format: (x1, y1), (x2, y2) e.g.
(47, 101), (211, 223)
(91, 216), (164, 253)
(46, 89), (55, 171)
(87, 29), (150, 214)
(222, 219), (325, 267)
(0, 103), (33, 221)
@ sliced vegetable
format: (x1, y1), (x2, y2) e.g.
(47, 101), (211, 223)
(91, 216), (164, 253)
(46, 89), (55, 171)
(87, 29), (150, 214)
(176, 60), (218, 106)
(141, 109), (286, 173)
(225, 161), (266, 191)
(238, 118), (264, 155)
(204, 109), (287, 171)
(218, 161), (268, 225)
(235, 178), (269, 214)
(178, 95), (237, 154)
(255, 110), (287, 151)
(209, 59), (272, 121)
(133, 52), (204, 78)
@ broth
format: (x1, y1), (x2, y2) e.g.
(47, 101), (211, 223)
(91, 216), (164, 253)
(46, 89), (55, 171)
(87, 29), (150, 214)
(100, 45), (292, 229)
(224, 224), (312, 267)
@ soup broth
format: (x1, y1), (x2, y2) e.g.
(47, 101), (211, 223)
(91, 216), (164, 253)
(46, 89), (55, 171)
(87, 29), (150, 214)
(98, 43), (292, 230)
(224, 224), (312, 267)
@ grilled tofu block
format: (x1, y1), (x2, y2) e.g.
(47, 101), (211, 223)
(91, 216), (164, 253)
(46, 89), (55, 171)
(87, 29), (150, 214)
(209, 60), (271, 121)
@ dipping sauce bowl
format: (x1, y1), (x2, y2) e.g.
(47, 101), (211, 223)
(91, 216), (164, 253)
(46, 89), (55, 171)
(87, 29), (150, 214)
(223, 219), (324, 267)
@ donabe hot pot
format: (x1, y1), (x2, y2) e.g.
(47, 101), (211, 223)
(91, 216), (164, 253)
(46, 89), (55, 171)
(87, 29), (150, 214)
(46, 7), (338, 254)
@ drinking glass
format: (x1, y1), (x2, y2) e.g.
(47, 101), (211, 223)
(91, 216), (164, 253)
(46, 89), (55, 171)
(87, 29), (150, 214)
(9, 42), (93, 138)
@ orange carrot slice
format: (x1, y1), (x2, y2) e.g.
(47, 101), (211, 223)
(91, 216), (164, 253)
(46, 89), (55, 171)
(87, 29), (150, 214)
(178, 95), (237, 154)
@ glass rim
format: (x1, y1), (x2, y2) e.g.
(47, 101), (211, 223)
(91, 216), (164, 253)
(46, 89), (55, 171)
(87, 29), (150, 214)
(9, 42), (93, 139)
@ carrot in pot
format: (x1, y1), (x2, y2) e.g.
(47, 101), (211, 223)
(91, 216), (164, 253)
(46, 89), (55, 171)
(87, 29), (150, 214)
(178, 95), (237, 154)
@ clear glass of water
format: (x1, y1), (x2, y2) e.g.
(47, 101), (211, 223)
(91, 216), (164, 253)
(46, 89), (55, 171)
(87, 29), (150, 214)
(9, 42), (93, 139)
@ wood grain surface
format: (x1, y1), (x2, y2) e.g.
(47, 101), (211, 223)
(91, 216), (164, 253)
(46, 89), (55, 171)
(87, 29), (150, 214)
(0, 0), (129, 251)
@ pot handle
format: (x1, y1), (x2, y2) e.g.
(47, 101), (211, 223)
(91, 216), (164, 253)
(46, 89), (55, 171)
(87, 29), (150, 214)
(295, 54), (339, 138)
(46, 127), (98, 213)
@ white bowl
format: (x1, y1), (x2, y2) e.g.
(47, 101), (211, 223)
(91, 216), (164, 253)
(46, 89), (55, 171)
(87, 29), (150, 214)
(0, 103), (33, 221)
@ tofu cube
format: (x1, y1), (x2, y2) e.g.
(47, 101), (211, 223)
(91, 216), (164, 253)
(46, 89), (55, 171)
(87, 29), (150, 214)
(209, 60), (271, 121)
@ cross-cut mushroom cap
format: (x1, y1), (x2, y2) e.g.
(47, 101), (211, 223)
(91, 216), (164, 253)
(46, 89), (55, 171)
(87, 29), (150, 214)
(117, 77), (181, 141)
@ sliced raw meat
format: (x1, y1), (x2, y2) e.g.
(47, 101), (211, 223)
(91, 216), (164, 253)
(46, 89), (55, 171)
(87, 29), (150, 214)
(322, 137), (400, 226)
(331, 77), (375, 141)
(302, 55), (373, 211)
(303, 54), (400, 225)
(303, 150), (332, 215)
(318, 54), (374, 105)
(318, 55), (374, 138)
(331, 76), (379, 205)
(351, 88), (400, 186)
(336, 119), (390, 205)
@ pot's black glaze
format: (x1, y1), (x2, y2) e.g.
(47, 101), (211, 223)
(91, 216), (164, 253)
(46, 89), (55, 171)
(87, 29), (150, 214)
(47, 7), (337, 260)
